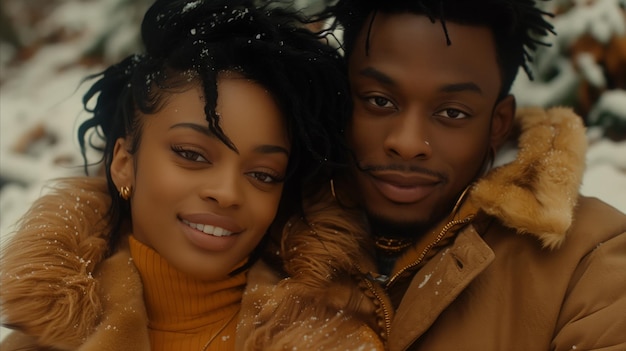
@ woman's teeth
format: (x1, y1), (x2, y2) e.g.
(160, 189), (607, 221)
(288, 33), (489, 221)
(182, 219), (233, 237)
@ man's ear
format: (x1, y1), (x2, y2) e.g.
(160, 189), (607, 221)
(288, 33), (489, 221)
(490, 94), (516, 149)
(110, 138), (134, 190)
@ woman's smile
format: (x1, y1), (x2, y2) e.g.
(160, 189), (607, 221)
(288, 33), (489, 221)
(182, 219), (234, 237)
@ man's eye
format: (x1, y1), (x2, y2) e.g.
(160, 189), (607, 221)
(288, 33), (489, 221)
(366, 96), (394, 108)
(437, 108), (469, 119)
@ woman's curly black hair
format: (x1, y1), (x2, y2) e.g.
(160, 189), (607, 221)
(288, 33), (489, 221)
(77, 0), (351, 254)
(324, 0), (555, 100)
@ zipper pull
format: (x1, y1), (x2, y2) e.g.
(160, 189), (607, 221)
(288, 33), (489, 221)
(367, 272), (390, 284)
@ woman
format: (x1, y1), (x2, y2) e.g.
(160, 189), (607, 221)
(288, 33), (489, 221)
(0, 0), (383, 350)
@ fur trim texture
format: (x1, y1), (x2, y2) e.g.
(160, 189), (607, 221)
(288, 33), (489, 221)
(240, 189), (386, 350)
(0, 177), (112, 349)
(471, 107), (588, 249)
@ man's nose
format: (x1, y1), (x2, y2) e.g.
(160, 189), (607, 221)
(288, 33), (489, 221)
(383, 113), (432, 161)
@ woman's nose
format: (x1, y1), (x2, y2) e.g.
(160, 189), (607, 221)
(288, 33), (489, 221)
(199, 168), (243, 208)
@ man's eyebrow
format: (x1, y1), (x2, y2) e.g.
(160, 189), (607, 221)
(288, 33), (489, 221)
(359, 67), (396, 86)
(439, 82), (483, 95)
(170, 122), (289, 156)
(360, 67), (483, 96)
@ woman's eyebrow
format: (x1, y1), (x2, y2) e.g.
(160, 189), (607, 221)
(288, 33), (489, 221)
(170, 122), (289, 156)
(254, 145), (289, 157)
(170, 122), (215, 138)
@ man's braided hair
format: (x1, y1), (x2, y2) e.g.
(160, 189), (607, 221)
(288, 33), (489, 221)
(326, 0), (555, 99)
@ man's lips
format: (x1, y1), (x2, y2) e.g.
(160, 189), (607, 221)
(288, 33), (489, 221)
(370, 170), (442, 186)
(367, 170), (442, 204)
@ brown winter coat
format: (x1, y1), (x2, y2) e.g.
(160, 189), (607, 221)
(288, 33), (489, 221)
(239, 107), (626, 350)
(0, 178), (383, 350)
(2, 106), (625, 350)
(381, 108), (626, 351)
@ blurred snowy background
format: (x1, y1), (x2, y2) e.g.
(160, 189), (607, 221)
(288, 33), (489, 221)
(1, 0), (626, 341)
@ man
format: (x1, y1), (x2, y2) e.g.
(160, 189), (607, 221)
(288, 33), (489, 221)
(325, 0), (626, 350)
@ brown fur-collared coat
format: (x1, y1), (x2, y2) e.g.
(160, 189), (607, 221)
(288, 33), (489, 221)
(2, 106), (626, 350)
(238, 107), (626, 350)
(0, 184), (383, 349)
(380, 107), (626, 350)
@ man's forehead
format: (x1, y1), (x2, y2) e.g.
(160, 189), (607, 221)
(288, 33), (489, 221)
(348, 13), (501, 99)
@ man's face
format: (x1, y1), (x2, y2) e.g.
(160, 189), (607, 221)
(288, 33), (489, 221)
(347, 13), (514, 234)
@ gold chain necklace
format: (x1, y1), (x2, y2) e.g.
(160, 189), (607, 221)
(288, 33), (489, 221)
(200, 309), (239, 351)
(374, 185), (473, 257)
(374, 236), (415, 255)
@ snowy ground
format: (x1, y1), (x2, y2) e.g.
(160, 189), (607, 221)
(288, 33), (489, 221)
(1, 0), (625, 343)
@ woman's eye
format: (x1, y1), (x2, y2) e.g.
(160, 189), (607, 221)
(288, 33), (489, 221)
(436, 108), (469, 119)
(248, 171), (282, 184)
(172, 147), (208, 162)
(366, 96), (394, 108)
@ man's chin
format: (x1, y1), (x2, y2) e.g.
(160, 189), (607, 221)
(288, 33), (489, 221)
(365, 211), (434, 240)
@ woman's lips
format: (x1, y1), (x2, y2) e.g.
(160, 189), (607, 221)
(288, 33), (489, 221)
(179, 213), (243, 251)
(179, 213), (243, 234)
(181, 219), (233, 237)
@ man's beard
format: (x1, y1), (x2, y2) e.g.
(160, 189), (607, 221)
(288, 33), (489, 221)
(365, 210), (447, 240)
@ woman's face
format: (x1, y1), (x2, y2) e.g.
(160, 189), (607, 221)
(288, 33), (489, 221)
(111, 76), (290, 280)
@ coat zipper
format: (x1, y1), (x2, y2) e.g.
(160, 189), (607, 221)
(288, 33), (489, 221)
(361, 275), (392, 342)
(385, 215), (474, 288)
(354, 215), (474, 343)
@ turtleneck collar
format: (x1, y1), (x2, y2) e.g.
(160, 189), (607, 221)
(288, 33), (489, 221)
(128, 236), (246, 349)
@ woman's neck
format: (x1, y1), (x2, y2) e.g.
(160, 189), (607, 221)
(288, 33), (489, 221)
(128, 235), (245, 335)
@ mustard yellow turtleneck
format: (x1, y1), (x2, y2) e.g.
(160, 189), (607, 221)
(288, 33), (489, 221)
(128, 236), (246, 351)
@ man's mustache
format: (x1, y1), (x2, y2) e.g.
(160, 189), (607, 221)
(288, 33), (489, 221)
(355, 162), (447, 181)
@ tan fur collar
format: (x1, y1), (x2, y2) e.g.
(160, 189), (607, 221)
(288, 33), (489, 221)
(470, 107), (588, 249)
(0, 177), (112, 349)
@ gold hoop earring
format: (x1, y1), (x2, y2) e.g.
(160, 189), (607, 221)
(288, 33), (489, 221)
(488, 145), (497, 169)
(481, 145), (497, 176)
(330, 179), (336, 199)
(119, 186), (132, 200)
